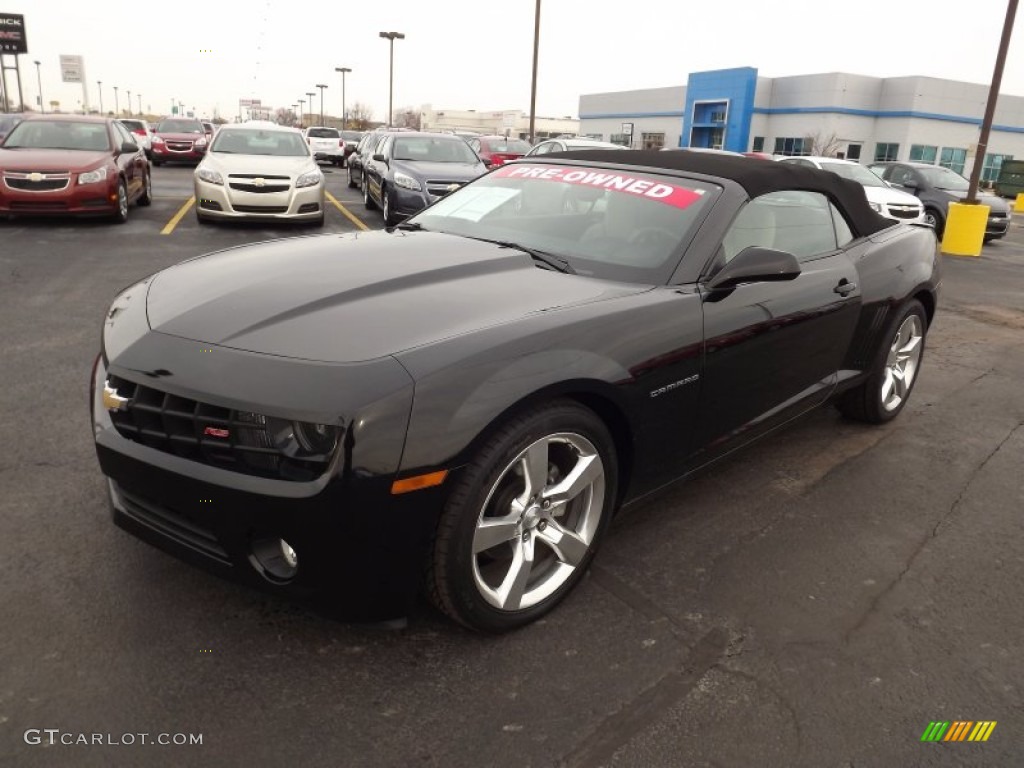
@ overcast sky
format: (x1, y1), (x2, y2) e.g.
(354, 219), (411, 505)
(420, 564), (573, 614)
(5, 0), (1024, 122)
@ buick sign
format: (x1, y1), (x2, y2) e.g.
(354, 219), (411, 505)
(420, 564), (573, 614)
(0, 13), (27, 54)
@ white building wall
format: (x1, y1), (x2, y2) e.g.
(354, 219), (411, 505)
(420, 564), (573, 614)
(578, 85), (687, 148)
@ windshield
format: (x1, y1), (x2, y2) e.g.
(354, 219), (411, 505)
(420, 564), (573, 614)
(307, 128), (339, 139)
(2, 120), (111, 151)
(408, 163), (717, 284)
(394, 137), (480, 163)
(211, 129), (310, 156)
(341, 131), (364, 142)
(484, 139), (531, 154)
(917, 166), (969, 191)
(156, 119), (204, 134)
(0, 115), (22, 134)
(820, 162), (887, 188)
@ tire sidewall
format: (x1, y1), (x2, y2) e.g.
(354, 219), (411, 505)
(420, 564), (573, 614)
(434, 401), (618, 632)
(866, 299), (927, 422)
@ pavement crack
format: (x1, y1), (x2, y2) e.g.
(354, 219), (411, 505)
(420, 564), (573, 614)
(711, 665), (803, 762)
(844, 419), (1024, 643)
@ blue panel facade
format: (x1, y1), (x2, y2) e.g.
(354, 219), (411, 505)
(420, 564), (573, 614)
(682, 67), (758, 151)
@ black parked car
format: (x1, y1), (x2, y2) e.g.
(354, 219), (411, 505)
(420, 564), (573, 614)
(869, 160), (1012, 242)
(346, 131), (379, 191)
(362, 131), (487, 225)
(92, 151), (939, 632)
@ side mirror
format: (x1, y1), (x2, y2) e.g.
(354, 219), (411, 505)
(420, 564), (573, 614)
(372, 153), (386, 162)
(120, 141), (139, 154)
(706, 246), (801, 292)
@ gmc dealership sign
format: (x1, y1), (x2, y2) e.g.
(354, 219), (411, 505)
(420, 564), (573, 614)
(0, 13), (27, 54)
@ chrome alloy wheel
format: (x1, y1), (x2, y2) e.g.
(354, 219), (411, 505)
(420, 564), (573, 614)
(471, 433), (605, 611)
(882, 314), (923, 412)
(117, 183), (128, 218)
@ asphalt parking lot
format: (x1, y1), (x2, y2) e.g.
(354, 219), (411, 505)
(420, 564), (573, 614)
(1, 169), (1023, 767)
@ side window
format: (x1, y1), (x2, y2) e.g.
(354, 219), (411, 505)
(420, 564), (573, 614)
(468, 139), (480, 152)
(722, 191), (838, 263)
(376, 136), (391, 158)
(830, 203), (854, 247)
(533, 141), (552, 155)
(888, 166), (913, 186)
(114, 122), (136, 148)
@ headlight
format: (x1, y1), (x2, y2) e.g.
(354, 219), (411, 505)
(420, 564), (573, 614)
(196, 167), (223, 185)
(78, 166), (109, 185)
(195, 137), (208, 147)
(152, 135), (164, 145)
(295, 170), (322, 188)
(393, 171), (421, 191)
(868, 202), (883, 213)
(264, 417), (341, 458)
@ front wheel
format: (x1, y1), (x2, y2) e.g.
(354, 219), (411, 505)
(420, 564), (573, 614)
(923, 208), (944, 238)
(111, 180), (129, 224)
(137, 171), (153, 206)
(382, 185), (400, 227)
(837, 299), (927, 424)
(427, 400), (617, 632)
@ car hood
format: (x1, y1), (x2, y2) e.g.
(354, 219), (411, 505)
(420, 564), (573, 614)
(943, 190), (1011, 211)
(146, 231), (646, 363)
(862, 185), (920, 206)
(202, 152), (316, 176)
(392, 160), (484, 180)
(0, 147), (110, 171)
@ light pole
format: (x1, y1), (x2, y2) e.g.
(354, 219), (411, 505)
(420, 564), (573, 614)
(298, 99), (305, 126)
(315, 83), (328, 126)
(97, 80), (103, 114)
(113, 86), (119, 116)
(335, 67), (351, 130)
(33, 60), (43, 114)
(137, 93), (142, 116)
(126, 89), (132, 116)
(528, 0), (541, 144)
(305, 92), (316, 124)
(292, 104), (299, 126)
(379, 31), (405, 127)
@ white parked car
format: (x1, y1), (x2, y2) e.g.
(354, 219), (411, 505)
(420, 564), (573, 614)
(119, 119), (153, 157)
(194, 123), (325, 225)
(302, 126), (345, 166)
(524, 137), (629, 156)
(779, 156), (924, 224)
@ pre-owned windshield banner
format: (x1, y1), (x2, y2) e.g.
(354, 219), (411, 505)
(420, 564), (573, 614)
(492, 164), (705, 210)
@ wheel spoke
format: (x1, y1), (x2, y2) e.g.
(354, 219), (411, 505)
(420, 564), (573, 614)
(537, 519), (589, 567)
(496, 536), (534, 610)
(898, 334), (921, 359)
(881, 369), (895, 403)
(892, 367), (907, 400)
(520, 440), (550, 499)
(543, 453), (601, 505)
(473, 514), (520, 553)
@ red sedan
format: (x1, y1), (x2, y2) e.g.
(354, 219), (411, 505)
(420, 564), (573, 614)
(150, 117), (209, 166)
(467, 135), (532, 168)
(0, 114), (151, 222)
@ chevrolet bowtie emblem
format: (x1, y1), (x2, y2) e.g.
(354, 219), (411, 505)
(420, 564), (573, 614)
(446, 183), (459, 192)
(253, 177), (266, 187)
(102, 382), (130, 412)
(27, 172), (44, 182)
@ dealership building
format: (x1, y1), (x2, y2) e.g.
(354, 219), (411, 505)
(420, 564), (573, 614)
(579, 67), (1024, 181)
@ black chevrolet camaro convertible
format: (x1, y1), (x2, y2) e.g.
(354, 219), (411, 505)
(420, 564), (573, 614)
(92, 151), (940, 632)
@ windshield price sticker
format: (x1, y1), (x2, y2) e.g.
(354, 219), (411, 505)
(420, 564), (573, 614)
(494, 165), (704, 210)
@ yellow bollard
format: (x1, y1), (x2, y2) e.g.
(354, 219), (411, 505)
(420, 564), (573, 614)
(941, 202), (989, 257)
(1015, 192), (1024, 213)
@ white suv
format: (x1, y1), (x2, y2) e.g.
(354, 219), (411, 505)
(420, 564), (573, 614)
(303, 126), (345, 166)
(779, 156), (924, 224)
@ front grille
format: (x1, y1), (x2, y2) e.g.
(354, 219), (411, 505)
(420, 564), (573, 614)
(198, 199), (223, 210)
(298, 203), (320, 213)
(9, 201), (67, 210)
(232, 204), (288, 214)
(229, 182), (290, 194)
(167, 141), (193, 152)
(4, 172), (71, 192)
(106, 376), (333, 481)
(989, 211), (1008, 220)
(887, 205), (920, 220)
(229, 174), (289, 180)
(426, 179), (465, 198)
(114, 483), (230, 565)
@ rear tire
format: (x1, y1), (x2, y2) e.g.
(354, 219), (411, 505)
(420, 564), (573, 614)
(137, 171), (153, 206)
(347, 166), (357, 189)
(427, 400), (617, 632)
(836, 299), (927, 424)
(363, 179), (377, 210)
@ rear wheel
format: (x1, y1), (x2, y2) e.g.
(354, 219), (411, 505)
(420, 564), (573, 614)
(837, 299), (927, 424)
(347, 165), (357, 189)
(427, 400), (617, 632)
(137, 171), (153, 206)
(363, 178), (377, 210)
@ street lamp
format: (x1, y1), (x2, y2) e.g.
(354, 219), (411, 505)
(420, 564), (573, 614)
(33, 60), (43, 114)
(113, 86), (119, 116)
(292, 103), (299, 126)
(305, 92), (316, 125)
(528, 0), (541, 144)
(297, 99), (305, 126)
(379, 31), (405, 127)
(315, 83), (328, 126)
(137, 93), (142, 116)
(335, 67), (351, 130)
(97, 80), (103, 115)
(127, 89), (132, 117)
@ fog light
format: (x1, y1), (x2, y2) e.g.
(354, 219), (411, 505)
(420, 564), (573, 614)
(249, 535), (299, 583)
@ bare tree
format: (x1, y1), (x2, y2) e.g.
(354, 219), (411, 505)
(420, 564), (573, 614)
(393, 106), (421, 130)
(274, 107), (297, 126)
(347, 102), (374, 131)
(804, 130), (844, 158)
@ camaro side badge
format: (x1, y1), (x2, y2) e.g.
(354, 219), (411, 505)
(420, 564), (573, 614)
(650, 374), (700, 398)
(102, 382), (130, 411)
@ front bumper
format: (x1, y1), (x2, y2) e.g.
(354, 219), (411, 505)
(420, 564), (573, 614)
(152, 142), (206, 162)
(0, 176), (119, 216)
(92, 354), (439, 620)
(986, 212), (1011, 238)
(195, 178), (324, 220)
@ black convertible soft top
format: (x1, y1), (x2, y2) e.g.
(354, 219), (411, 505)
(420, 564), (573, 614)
(551, 149), (894, 237)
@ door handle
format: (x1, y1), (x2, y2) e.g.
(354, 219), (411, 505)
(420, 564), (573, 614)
(834, 279), (857, 296)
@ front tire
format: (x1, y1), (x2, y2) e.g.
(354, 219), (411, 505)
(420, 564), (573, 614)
(382, 185), (400, 227)
(111, 180), (129, 224)
(427, 400), (618, 632)
(923, 208), (944, 238)
(837, 299), (927, 424)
